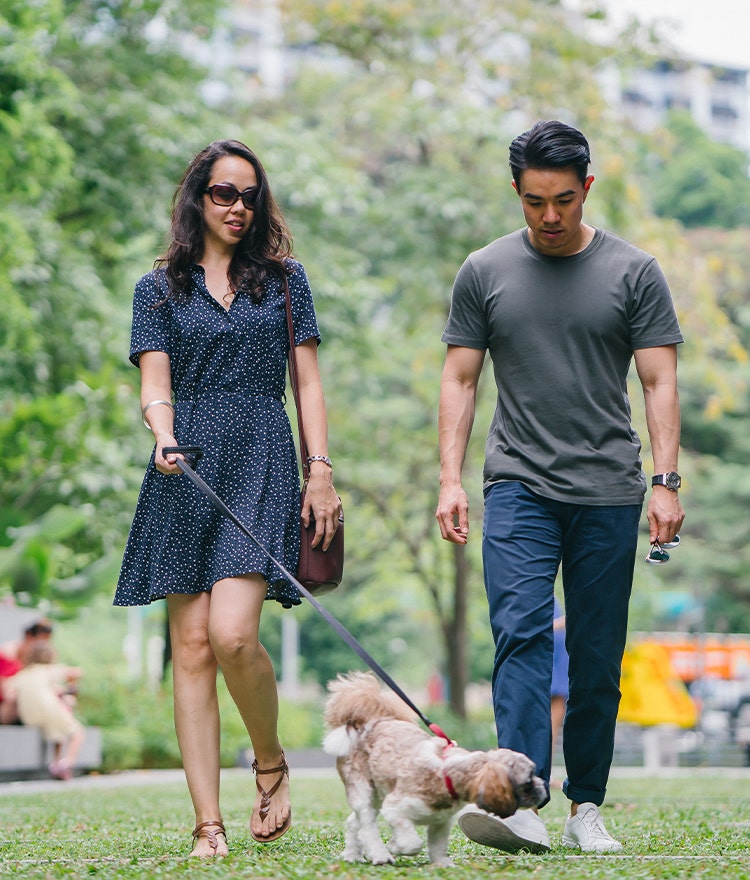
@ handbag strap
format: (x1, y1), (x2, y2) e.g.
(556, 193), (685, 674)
(283, 274), (310, 482)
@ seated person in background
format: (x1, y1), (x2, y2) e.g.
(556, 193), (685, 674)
(0, 618), (55, 724)
(0, 653), (22, 724)
(10, 642), (86, 780)
(0, 618), (54, 665)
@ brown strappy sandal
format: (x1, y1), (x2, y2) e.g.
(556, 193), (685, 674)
(251, 751), (292, 842)
(191, 820), (227, 857)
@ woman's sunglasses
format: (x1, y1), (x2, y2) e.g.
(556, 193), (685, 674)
(645, 534), (681, 565)
(205, 184), (258, 209)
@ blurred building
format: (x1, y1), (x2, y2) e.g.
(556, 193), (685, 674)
(600, 58), (750, 154)
(183, 0), (285, 105)
(196, 2), (750, 158)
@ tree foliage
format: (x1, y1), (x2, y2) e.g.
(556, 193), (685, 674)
(650, 110), (750, 229)
(0, 0), (226, 613)
(1, 0), (749, 697)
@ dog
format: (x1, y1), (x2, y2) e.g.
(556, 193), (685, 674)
(323, 671), (547, 866)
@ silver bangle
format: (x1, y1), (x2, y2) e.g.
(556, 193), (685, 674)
(307, 455), (333, 469)
(142, 399), (175, 430)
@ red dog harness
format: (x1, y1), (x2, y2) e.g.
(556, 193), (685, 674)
(433, 726), (459, 800)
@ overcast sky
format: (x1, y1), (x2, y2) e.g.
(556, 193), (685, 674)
(599, 0), (749, 69)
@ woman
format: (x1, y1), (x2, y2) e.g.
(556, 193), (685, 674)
(115, 139), (341, 856)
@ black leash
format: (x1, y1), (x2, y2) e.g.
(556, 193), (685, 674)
(162, 446), (453, 744)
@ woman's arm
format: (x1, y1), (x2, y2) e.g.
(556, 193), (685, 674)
(139, 351), (181, 474)
(293, 339), (342, 550)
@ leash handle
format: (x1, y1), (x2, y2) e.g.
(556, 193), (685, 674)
(160, 445), (448, 739)
(162, 446), (203, 469)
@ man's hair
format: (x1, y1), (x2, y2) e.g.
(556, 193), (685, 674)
(509, 120), (591, 188)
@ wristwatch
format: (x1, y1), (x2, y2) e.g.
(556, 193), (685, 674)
(652, 472), (681, 491)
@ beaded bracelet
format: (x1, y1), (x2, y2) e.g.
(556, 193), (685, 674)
(307, 455), (333, 469)
(142, 399), (175, 430)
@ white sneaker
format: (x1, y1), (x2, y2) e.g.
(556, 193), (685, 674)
(562, 802), (623, 853)
(457, 805), (551, 854)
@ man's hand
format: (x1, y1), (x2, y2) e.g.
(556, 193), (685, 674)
(436, 482), (470, 544)
(647, 485), (684, 545)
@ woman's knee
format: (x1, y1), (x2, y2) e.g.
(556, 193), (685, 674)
(209, 625), (263, 668)
(171, 623), (215, 674)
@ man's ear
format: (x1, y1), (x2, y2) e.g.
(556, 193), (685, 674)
(511, 180), (519, 195)
(583, 174), (595, 194)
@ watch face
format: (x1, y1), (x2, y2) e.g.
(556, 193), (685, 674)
(665, 472), (681, 490)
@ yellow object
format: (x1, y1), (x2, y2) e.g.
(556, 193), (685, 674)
(618, 641), (698, 728)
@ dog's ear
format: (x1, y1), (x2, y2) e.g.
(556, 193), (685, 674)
(472, 761), (517, 818)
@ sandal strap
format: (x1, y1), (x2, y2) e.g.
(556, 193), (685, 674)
(251, 752), (289, 822)
(251, 751), (289, 777)
(192, 820), (226, 854)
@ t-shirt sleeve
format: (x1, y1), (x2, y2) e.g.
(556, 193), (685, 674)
(288, 261), (321, 346)
(629, 258), (684, 350)
(441, 256), (489, 350)
(129, 271), (171, 367)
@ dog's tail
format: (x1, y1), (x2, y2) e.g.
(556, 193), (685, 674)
(323, 671), (417, 733)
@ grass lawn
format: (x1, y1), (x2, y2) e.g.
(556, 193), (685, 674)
(0, 769), (748, 878)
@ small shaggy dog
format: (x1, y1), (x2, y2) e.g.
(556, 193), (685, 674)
(323, 671), (546, 866)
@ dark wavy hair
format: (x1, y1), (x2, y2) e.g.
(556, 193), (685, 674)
(158, 139), (293, 303)
(509, 120), (591, 188)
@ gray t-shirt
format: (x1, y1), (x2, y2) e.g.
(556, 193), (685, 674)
(442, 228), (683, 505)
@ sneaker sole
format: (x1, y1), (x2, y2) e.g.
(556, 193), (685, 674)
(458, 812), (550, 854)
(562, 835), (623, 853)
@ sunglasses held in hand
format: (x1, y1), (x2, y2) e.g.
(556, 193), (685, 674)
(645, 534), (681, 565)
(205, 183), (258, 209)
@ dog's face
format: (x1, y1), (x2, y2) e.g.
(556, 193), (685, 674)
(471, 749), (547, 818)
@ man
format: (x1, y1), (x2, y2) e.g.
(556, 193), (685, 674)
(435, 120), (684, 853)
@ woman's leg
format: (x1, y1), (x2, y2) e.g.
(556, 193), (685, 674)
(62, 720), (86, 767)
(167, 592), (228, 857)
(208, 575), (290, 840)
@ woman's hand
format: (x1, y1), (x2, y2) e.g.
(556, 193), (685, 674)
(154, 434), (183, 474)
(301, 465), (342, 551)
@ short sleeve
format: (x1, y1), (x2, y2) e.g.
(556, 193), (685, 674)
(287, 261), (321, 346)
(441, 256), (489, 350)
(629, 259), (683, 350)
(129, 271), (172, 367)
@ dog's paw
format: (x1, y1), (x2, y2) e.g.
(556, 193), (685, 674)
(340, 847), (366, 863)
(431, 857), (454, 867)
(389, 836), (423, 856)
(371, 853), (396, 865)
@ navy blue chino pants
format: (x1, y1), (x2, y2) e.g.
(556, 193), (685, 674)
(482, 481), (641, 807)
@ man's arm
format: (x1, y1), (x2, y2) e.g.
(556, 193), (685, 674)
(634, 344), (685, 544)
(435, 345), (485, 544)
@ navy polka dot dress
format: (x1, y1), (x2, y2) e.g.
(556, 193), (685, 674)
(114, 260), (319, 610)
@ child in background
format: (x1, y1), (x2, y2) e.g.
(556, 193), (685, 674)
(551, 596), (569, 779)
(10, 642), (86, 780)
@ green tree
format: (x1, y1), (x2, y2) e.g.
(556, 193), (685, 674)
(263, 0), (639, 712)
(650, 111), (750, 229)
(0, 0), (227, 612)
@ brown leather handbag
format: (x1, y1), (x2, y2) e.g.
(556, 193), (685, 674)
(284, 276), (344, 595)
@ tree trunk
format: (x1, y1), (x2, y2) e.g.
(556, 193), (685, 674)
(447, 542), (468, 718)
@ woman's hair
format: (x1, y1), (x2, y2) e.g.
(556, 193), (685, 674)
(509, 120), (591, 188)
(25, 619), (53, 637)
(159, 139), (293, 303)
